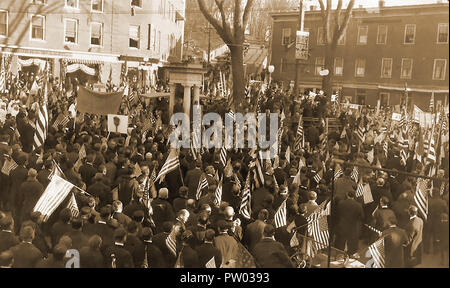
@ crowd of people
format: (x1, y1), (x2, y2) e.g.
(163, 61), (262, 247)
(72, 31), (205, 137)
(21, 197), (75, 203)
(0, 71), (448, 268)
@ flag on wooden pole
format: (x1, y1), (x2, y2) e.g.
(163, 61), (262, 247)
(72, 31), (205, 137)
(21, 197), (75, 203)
(66, 192), (79, 218)
(205, 257), (216, 268)
(196, 173), (209, 200)
(274, 199), (287, 228)
(155, 149), (179, 183)
(414, 178), (428, 221)
(368, 237), (385, 268)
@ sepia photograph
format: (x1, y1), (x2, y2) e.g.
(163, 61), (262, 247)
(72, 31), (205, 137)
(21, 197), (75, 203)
(0, 0), (448, 276)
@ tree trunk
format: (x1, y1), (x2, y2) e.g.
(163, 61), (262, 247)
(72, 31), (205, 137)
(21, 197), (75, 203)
(230, 45), (245, 112)
(322, 46), (335, 97)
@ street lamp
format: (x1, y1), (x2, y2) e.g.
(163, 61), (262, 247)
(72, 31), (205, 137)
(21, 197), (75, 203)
(268, 65), (275, 85)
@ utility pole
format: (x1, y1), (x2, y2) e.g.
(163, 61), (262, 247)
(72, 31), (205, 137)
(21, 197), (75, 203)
(294, 0), (305, 97)
(207, 24), (211, 65)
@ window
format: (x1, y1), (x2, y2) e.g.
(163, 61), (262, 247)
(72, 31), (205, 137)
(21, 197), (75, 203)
(131, 0), (142, 8)
(129, 25), (140, 48)
(356, 89), (366, 105)
(401, 58), (413, 79)
(64, 19), (78, 44)
(65, 0), (78, 9)
(315, 57), (325, 75)
(281, 28), (291, 46)
(357, 26), (368, 45)
(337, 32), (345, 45)
(90, 22), (102, 46)
(404, 24), (416, 44)
(437, 23), (449, 44)
(379, 92), (389, 107)
(381, 58), (392, 78)
(377, 25), (387, 44)
(0, 10), (7, 37)
(355, 58), (365, 77)
(317, 27), (325, 45)
(91, 0), (103, 12)
(31, 15), (45, 40)
(433, 59), (447, 80)
(334, 57), (343, 76)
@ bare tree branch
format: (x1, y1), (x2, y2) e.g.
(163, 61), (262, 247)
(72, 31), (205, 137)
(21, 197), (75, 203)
(215, 0), (234, 43)
(325, 0), (331, 44)
(234, 0), (242, 40)
(318, 0), (326, 19)
(336, 0), (355, 38)
(333, 0), (343, 44)
(197, 0), (231, 44)
(243, 0), (255, 29)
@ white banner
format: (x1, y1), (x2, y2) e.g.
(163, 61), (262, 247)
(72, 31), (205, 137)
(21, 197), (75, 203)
(391, 113), (401, 121)
(107, 114), (129, 134)
(295, 31), (309, 60)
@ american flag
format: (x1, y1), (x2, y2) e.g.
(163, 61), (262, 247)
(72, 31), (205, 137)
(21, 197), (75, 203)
(166, 225), (178, 257)
(290, 231), (300, 248)
(429, 93), (434, 112)
(1, 157), (18, 176)
(307, 200), (330, 250)
(220, 146), (227, 168)
(33, 103), (49, 150)
(334, 167), (343, 181)
(33, 175), (75, 221)
(426, 138), (436, 163)
(66, 193), (79, 218)
(213, 177), (223, 207)
(274, 199), (287, 228)
(196, 173), (209, 200)
(52, 114), (70, 130)
(357, 124), (365, 143)
(0, 55), (6, 93)
(414, 178), (429, 221)
(48, 160), (65, 180)
(383, 141), (388, 158)
(368, 237), (385, 268)
(351, 166), (359, 183)
(356, 183), (364, 198)
(313, 170), (322, 184)
(294, 115), (304, 150)
(205, 257), (216, 268)
(155, 149), (179, 183)
(400, 149), (408, 166)
(239, 174), (252, 220)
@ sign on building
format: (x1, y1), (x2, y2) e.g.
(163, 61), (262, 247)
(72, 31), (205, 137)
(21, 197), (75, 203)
(295, 31), (309, 60)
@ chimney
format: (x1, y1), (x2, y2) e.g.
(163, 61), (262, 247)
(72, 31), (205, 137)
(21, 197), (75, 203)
(379, 0), (385, 7)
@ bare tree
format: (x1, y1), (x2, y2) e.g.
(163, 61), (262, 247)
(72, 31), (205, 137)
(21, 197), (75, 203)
(197, 0), (255, 111)
(318, 0), (354, 97)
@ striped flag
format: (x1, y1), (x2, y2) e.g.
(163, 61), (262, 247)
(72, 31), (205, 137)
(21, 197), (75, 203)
(1, 157), (18, 176)
(307, 201), (330, 251)
(0, 55), (6, 93)
(294, 115), (304, 150)
(48, 160), (65, 180)
(239, 174), (252, 220)
(33, 175), (74, 221)
(205, 257), (216, 268)
(368, 238), (385, 268)
(196, 173), (209, 200)
(313, 169), (322, 184)
(426, 138), (436, 163)
(400, 149), (408, 166)
(220, 146), (227, 168)
(356, 182), (364, 198)
(52, 114), (70, 130)
(290, 231), (300, 248)
(213, 177), (223, 207)
(351, 166), (359, 183)
(155, 149), (179, 183)
(334, 167), (343, 181)
(383, 141), (388, 158)
(274, 199), (287, 228)
(33, 103), (49, 150)
(166, 225), (178, 257)
(429, 93), (434, 112)
(66, 193), (79, 218)
(357, 124), (365, 143)
(362, 183), (374, 204)
(414, 178), (428, 221)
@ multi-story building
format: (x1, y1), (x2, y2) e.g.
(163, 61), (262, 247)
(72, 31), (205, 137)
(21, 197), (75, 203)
(269, 2), (449, 111)
(0, 0), (185, 86)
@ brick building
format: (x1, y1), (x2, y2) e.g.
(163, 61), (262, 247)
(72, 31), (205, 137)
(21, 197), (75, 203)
(0, 0), (185, 86)
(269, 2), (449, 111)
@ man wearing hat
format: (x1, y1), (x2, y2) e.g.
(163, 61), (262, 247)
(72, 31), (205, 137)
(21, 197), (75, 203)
(405, 205), (424, 267)
(252, 224), (293, 268)
(9, 152), (28, 217)
(213, 220), (239, 267)
(151, 188), (175, 230)
(87, 173), (112, 208)
(19, 168), (44, 227)
(10, 226), (43, 268)
(84, 206), (115, 249)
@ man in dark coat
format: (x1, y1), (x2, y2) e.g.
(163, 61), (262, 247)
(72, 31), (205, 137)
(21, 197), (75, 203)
(87, 173), (112, 208)
(335, 191), (364, 256)
(50, 208), (73, 247)
(141, 227), (166, 268)
(0, 216), (19, 253)
(405, 205), (423, 267)
(184, 160), (203, 200)
(196, 229), (222, 268)
(83, 207), (115, 249)
(78, 154), (97, 187)
(103, 228), (134, 268)
(180, 230), (199, 268)
(19, 169), (43, 226)
(252, 224), (294, 268)
(10, 226), (43, 268)
(9, 153), (28, 218)
(36, 244), (67, 268)
(151, 188), (175, 232)
(382, 217), (408, 268)
(79, 235), (105, 268)
(334, 167), (356, 204)
(391, 192), (411, 229)
(244, 209), (268, 251)
(63, 217), (89, 250)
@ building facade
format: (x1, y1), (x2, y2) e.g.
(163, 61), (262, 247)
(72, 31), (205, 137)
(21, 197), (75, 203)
(270, 2), (449, 111)
(0, 0), (185, 86)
